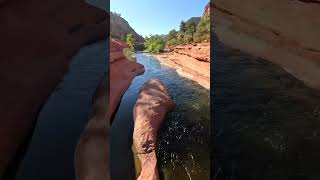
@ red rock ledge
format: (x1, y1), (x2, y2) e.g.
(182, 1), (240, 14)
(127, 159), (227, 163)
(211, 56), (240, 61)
(133, 79), (175, 180)
(153, 43), (210, 89)
(109, 39), (145, 122)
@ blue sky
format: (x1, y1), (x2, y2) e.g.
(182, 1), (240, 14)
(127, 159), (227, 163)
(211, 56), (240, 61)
(110, 0), (209, 37)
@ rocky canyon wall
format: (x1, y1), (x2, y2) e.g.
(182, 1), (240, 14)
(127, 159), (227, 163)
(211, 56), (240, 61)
(213, 0), (320, 89)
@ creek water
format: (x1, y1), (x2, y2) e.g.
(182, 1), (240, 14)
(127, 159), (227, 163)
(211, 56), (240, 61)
(213, 37), (320, 180)
(14, 40), (107, 180)
(111, 53), (210, 180)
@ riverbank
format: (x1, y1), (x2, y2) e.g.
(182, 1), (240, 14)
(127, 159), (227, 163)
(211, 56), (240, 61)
(0, 0), (107, 178)
(152, 43), (210, 89)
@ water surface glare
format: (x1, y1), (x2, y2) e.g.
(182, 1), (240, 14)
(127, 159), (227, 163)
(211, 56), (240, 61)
(111, 53), (210, 180)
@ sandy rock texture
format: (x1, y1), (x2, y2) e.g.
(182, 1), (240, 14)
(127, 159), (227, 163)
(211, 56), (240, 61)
(133, 79), (175, 180)
(74, 76), (108, 180)
(213, 0), (320, 89)
(109, 39), (145, 122)
(154, 43), (210, 89)
(0, 0), (108, 178)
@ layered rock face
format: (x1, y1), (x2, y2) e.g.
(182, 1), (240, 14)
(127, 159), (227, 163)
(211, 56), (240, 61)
(0, 0), (108, 178)
(154, 43), (210, 89)
(213, 0), (320, 90)
(109, 39), (145, 122)
(133, 79), (175, 180)
(74, 77), (108, 180)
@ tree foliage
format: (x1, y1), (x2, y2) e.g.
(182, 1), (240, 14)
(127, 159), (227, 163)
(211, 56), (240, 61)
(126, 33), (135, 51)
(166, 17), (210, 47)
(144, 35), (166, 54)
(193, 17), (210, 43)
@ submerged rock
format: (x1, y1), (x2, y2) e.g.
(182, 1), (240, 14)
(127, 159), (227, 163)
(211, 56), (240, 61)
(133, 79), (175, 180)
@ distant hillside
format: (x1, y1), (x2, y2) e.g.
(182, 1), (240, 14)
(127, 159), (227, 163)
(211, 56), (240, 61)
(186, 17), (201, 25)
(110, 12), (144, 42)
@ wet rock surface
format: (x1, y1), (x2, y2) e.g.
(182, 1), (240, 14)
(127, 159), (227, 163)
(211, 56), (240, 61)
(133, 79), (175, 180)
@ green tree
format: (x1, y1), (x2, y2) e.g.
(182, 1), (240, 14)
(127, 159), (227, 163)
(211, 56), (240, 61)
(167, 29), (177, 41)
(166, 29), (178, 47)
(179, 21), (186, 33)
(193, 17), (210, 43)
(144, 35), (165, 54)
(126, 33), (135, 51)
(185, 21), (197, 34)
(176, 32), (185, 45)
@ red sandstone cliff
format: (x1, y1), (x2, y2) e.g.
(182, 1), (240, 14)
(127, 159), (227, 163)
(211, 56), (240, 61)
(154, 43), (210, 89)
(0, 0), (108, 178)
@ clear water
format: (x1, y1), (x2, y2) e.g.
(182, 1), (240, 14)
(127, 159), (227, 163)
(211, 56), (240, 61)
(111, 53), (210, 180)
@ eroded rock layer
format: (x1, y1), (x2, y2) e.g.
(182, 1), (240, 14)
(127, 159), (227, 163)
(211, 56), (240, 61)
(133, 79), (175, 180)
(213, 0), (320, 89)
(154, 43), (210, 89)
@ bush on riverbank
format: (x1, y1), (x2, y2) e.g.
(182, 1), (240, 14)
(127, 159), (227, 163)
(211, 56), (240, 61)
(126, 33), (136, 51)
(123, 48), (136, 62)
(144, 35), (166, 54)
